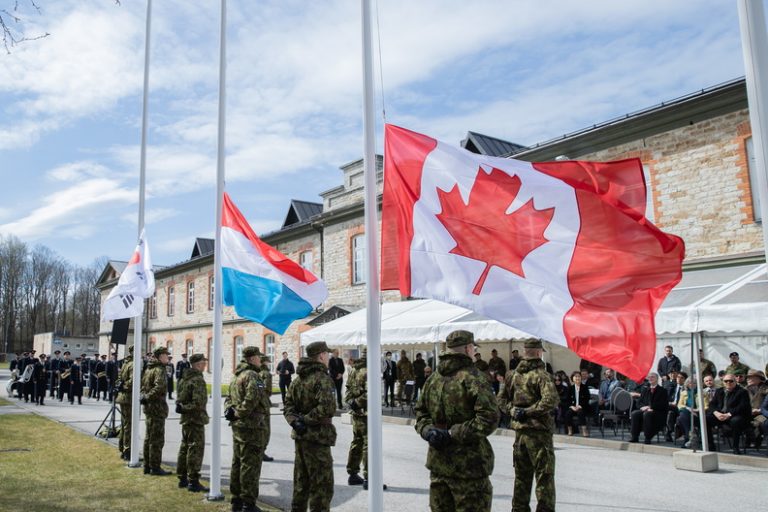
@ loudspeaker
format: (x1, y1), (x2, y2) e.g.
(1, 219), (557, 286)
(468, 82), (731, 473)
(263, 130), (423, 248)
(110, 318), (130, 345)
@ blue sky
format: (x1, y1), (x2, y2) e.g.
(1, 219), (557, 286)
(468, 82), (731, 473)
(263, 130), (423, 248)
(0, 0), (748, 268)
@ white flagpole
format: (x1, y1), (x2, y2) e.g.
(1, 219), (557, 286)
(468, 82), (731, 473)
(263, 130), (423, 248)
(361, 0), (384, 508)
(128, 0), (152, 469)
(207, 0), (227, 501)
(738, 0), (768, 264)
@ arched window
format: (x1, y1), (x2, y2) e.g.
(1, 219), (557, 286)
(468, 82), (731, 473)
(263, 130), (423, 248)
(149, 337), (156, 353)
(264, 333), (275, 372)
(185, 339), (194, 357)
(166, 339), (174, 356)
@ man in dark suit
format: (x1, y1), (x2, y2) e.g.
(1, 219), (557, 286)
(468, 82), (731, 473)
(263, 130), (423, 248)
(657, 345), (681, 381)
(663, 370), (686, 441)
(706, 373), (751, 454)
(382, 351), (397, 407)
(96, 354), (109, 400)
(48, 350), (61, 397)
(175, 353), (191, 385)
(106, 353), (119, 401)
(276, 351), (295, 405)
(328, 349), (345, 409)
(58, 352), (72, 401)
(88, 354), (99, 398)
(629, 372), (668, 444)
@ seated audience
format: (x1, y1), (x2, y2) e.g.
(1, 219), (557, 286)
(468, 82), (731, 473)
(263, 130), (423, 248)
(745, 369), (768, 449)
(675, 376), (709, 447)
(598, 369), (620, 410)
(629, 373), (668, 444)
(706, 373), (751, 454)
(564, 371), (591, 436)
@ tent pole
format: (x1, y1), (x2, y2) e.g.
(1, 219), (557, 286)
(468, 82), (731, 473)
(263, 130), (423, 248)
(691, 332), (710, 452)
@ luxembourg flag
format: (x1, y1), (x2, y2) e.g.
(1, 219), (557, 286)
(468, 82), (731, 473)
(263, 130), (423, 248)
(381, 124), (684, 381)
(221, 193), (328, 334)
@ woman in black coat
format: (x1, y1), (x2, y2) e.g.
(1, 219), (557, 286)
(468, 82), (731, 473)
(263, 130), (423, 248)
(564, 371), (592, 436)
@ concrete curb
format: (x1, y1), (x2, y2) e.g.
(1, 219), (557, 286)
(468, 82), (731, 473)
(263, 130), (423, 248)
(378, 414), (768, 469)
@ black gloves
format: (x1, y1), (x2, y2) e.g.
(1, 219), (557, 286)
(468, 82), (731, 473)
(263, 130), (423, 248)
(421, 428), (451, 450)
(291, 418), (308, 436)
(139, 394), (148, 405)
(512, 407), (527, 422)
(175, 402), (184, 415)
(224, 406), (236, 422)
(347, 400), (361, 413)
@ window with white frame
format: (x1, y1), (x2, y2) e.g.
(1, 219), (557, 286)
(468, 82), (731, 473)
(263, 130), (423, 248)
(185, 339), (194, 356)
(264, 334), (275, 372)
(206, 338), (212, 373)
(149, 291), (157, 319)
(167, 286), (175, 316)
(166, 340), (174, 355)
(187, 281), (195, 314)
(234, 336), (244, 369)
(746, 137), (763, 222)
(209, 275), (215, 310)
(352, 234), (366, 284)
(642, 164), (655, 223)
(299, 251), (313, 272)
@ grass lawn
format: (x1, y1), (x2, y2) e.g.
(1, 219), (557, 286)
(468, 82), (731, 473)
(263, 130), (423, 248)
(0, 361), (9, 369)
(0, 414), (278, 512)
(0, 397), (11, 406)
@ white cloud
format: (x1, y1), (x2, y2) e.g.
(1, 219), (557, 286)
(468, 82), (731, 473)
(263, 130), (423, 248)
(0, 178), (135, 240)
(121, 208), (180, 226)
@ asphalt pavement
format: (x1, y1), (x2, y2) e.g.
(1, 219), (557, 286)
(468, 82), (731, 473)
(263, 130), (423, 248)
(2, 369), (767, 511)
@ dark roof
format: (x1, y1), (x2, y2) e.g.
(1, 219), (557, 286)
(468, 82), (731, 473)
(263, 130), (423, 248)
(461, 131), (527, 157)
(191, 238), (215, 259)
(306, 304), (357, 327)
(282, 199), (323, 229)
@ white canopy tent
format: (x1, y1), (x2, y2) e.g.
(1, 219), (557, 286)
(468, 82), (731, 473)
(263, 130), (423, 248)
(301, 262), (768, 374)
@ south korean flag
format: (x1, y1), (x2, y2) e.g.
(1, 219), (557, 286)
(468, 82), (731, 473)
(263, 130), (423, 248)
(102, 229), (156, 321)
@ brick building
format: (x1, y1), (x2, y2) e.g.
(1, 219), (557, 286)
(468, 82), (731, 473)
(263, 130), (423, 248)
(96, 78), (765, 383)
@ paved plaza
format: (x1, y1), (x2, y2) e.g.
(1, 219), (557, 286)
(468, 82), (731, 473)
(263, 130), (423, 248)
(2, 370), (766, 511)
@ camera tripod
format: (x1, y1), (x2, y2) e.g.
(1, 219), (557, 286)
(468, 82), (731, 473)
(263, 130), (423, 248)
(95, 384), (121, 438)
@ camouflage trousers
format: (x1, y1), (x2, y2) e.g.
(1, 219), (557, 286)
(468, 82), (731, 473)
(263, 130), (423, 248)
(230, 426), (266, 507)
(177, 423), (205, 480)
(346, 415), (368, 479)
(118, 402), (132, 455)
(512, 430), (556, 512)
(292, 440), (334, 512)
(143, 414), (166, 469)
(429, 475), (492, 512)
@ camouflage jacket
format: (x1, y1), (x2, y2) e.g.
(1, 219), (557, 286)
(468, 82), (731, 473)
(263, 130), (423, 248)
(141, 360), (168, 419)
(344, 358), (367, 417)
(414, 352), (498, 478)
(283, 358), (337, 446)
(397, 357), (415, 381)
(498, 358), (558, 432)
(115, 356), (133, 405)
(259, 367), (273, 397)
(177, 368), (209, 426)
(226, 362), (269, 431)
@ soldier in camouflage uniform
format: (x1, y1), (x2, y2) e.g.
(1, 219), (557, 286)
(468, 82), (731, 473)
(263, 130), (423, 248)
(176, 353), (209, 492)
(415, 330), (499, 512)
(498, 339), (559, 512)
(345, 352), (368, 486)
(259, 354), (275, 462)
(140, 346), (171, 475)
(283, 341), (337, 512)
(227, 346), (270, 512)
(115, 345), (135, 460)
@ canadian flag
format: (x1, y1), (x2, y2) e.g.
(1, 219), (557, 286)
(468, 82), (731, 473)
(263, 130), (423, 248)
(381, 124), (684, 381)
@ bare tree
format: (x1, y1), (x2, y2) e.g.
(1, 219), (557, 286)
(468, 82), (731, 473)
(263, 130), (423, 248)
(1, 0), (120, 54)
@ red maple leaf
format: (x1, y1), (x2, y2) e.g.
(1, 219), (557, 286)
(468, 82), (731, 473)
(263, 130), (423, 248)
(436, 167), (555, 295)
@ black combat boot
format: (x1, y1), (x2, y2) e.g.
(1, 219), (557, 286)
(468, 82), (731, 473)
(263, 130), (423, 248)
(261, 453), (274, 462)
(143, 466), (150, 474)
(230, 499), (243, 512)
(348, 473), (364, 486)
(241, 503), (262, 512)
(187, 479), (209, 493)
(150, 467), (172, 476)
(178, 477), (189, 488)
